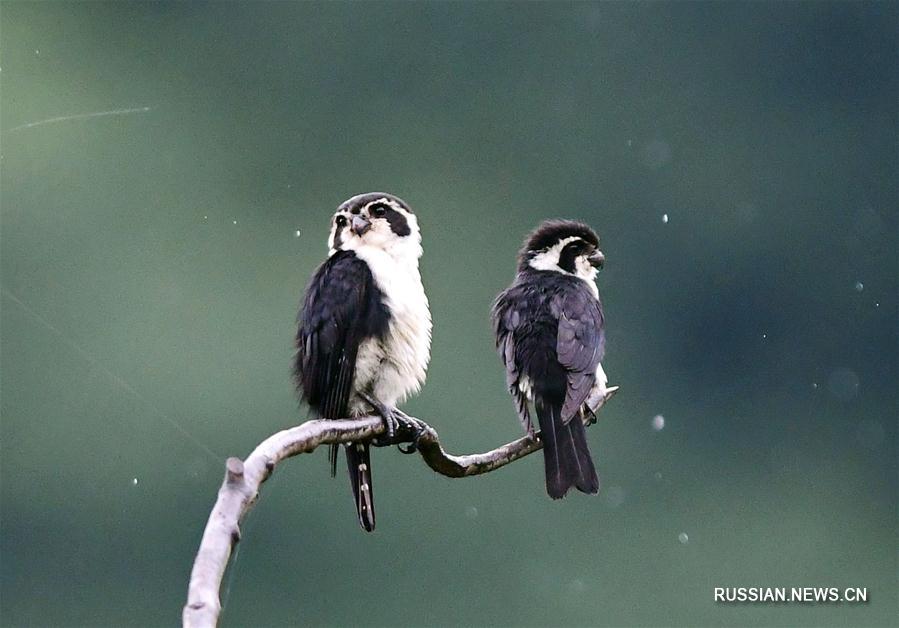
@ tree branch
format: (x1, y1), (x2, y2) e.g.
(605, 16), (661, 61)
(182, 386), (618, 628)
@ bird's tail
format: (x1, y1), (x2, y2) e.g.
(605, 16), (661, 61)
(535, 397), (599, 499)
(328, 444), (339, 477)
(344, 442), (376, 532)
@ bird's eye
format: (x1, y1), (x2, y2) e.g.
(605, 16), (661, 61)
(370, 204), (387, 218)
(335, 215), (347, 227)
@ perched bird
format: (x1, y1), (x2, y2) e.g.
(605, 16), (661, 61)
(294, 193), (432, 531)
(491, 220), (608, 499)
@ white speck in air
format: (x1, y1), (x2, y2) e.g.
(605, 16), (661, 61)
(652, 414), (665, 431)
(232, 220), (237, 225)
(465, 506), (478, 520)
(132, 477), (139, 486)
(295, 230), (302, 237)
(203, 215), (208, 221)
(626, 139), (633, 147)
(654, 471), (663, 481)
(662, 213), (669, 224)
(875, 302), (880, 308)
(812, 382), (818, 389)
(762, 333), (767, 339)
(35, 49), (40, 55)
(854, 281), (864, 292)
(678, 532), (689, 544)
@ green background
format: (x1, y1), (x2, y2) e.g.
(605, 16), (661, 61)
(1, 2), (895, 626)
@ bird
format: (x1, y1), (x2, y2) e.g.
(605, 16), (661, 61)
(491, 220), (608, 499)
(294, 193), (432, 531)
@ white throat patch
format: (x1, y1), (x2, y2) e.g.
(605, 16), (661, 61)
(328, 199), (422, 263)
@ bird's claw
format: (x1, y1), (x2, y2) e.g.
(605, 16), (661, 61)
(363, 393), (423, 449)
(371, 408), (400, 447)
(396, 414), (427, 454)
(373, 410), (423, 450)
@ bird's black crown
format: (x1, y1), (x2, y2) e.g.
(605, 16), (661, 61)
(518, 219), (599, 268)
(338, 192), (413, 215)
(524, 220), (599, 252)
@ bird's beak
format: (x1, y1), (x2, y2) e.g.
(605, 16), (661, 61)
(588, 250), (605, 269)
(351, 215), (371, 236)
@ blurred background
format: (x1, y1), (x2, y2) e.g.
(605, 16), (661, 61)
(1, 2), (896, 627)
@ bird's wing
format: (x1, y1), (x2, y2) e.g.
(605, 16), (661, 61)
(552, 284), (605, 423)
(295, 251), (388, 422)
(491, 288), (532, 433)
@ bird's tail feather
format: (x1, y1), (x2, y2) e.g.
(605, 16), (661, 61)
(535, 398), (599, 499)
(328, 444), (338, 477)
(345, 443), (376, 532)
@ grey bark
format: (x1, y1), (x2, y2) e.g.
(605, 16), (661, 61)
(182, 386), (618, 628)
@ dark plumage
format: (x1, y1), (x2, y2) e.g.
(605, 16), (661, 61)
(295, 251), (389, 531)
(493, 220), (606, 498)
(294, 192), (431, 532)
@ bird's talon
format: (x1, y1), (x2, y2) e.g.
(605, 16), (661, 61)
(386, 415), (397, 440)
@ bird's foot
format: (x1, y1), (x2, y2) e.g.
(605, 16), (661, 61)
(362, 393), (425, 451)
(393, 410), (427, 455)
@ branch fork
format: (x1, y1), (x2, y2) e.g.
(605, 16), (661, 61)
(183, 386), (618, 628)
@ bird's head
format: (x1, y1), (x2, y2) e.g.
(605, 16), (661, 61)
(518, 219), (604, 283)
(328, 192), (421, 260)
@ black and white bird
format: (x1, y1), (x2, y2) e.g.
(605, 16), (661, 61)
(491, 220), (608, 499)
(294, 193), (431, 531)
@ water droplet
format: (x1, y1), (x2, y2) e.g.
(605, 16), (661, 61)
(662, 213), (669, 224)
(827, 367), (859, 402)
(854, 281), (864, 292)
(132, 477), (139, 486)
(762, 333), (767, 339)
(875, 302), (880, 308)
(294, 230), (302, 237)
(678, 532), (689, 544)
(34, 49), (40, 55)
(652, 414), (665, 431)
(203, 215), (208, 221)
(811, 382), (818, 389)
(465, 506), (479, 520)
(232, 220), (238, 225)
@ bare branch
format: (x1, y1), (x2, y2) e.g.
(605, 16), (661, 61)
(182, 387), (618, 628)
